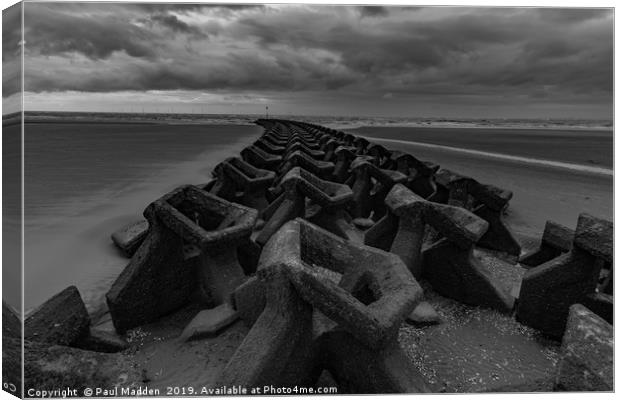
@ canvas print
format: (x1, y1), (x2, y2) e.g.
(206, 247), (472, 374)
(1, 1), (614, 397)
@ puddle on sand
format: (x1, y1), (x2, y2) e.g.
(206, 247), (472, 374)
(399, 283), (561, 393)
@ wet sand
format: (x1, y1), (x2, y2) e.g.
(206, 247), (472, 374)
(350, 126), (613, 168)
(356, 132), (612, 240)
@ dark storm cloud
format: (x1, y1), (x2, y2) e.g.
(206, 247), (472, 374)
(14, 3), (613, 110)
(2, 3), (21, 61)
(23, 4), (159, 59)
(3, 3), (22, 97)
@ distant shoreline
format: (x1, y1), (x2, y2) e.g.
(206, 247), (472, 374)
(3, 111), (612, 132)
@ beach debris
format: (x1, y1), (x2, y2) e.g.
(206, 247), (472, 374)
(111, 219), (149, 257)
(210, 157), (275, 212)
(432, 169), (521, 258)
(75, 328), (129, 353)
(519, 220), (573, 267)
(348, 156), (407, 220)
(554, 304), (613, 391)
(106, 185), (257, 333)
(406, 301), (442, 327)
(517, 213), (613, 338)
(256, 167), (353, 245)
(180, 303), (239, 341)
(25, 285), (91, 346)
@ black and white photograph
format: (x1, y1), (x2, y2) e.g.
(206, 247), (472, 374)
(1, 0), (615, 397)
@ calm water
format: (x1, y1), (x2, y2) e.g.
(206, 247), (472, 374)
(22, 123), (261, 314)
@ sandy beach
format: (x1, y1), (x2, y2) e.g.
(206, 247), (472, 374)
(15, 119), (613, 394)
(349, 126), (613, 240)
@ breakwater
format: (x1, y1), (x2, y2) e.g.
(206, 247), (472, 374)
(7, 119), (613, 395)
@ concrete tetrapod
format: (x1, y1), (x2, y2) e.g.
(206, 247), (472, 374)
(210, 157), (275, 212)
(256, 167), (353, 246)
(106, 185), (257, 333)
(352, 137), (370, 155)
(332, 146), (357, 183)
(391, 151), (439, 199)
(383, 184), (490, 281)
(254, 137), (286, 155)
(229, 219), (430, 393)
(366, 143), (394, 169)
(218, 265), (317, 388)
(519, 221), (573, 267)
(433, 169), (521, 257)
(285, 141), (325, 159)
(322, 139), (339, 162)
(554, 304), (613, 391)
(516, 213), (613, 338)
(277, 150), (335, 181)
(374, 183), (515, 312)
(348, 157), (407, 220)
(241, 145), (282, 171)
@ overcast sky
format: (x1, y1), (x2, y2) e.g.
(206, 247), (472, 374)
(2, 3), (613, 118)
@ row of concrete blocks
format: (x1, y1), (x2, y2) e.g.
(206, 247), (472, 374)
(97, 118), (612, 392)
(203, 118), (522, 259)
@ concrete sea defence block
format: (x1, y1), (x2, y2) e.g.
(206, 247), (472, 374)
(520, 220), (573, 267)
(433, 169), (521, 257)
(516, 213), (612, 338)
(554, 304), (613, 391)
(581, 293), (613, 325)
(106, 185), (256, 333)
(320, 330), (431, 393)
(260, 219), (423, 350)
(348, 157), (406, 219)
(573, 213), (613, 263)
(3, 302), (22, 396)
(217, 267), (317, 388)
(241, 144), (282, 171)
(25, 286), (90, 346)
(21, 339), (142, 393)
(391, 150), (439, 199)
(74, 328), (129, 353)
(3, 300), (21, 339)
(384, 184), (489, 280)
(180, 303), (239, 341)
(233, 276), (266, 328)
(210, 157), (275, 212)
(111, 219), (149, 257)
(256, 167), (353, 245)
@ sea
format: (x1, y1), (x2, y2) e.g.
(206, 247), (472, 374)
(1, 111), (612, 316)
